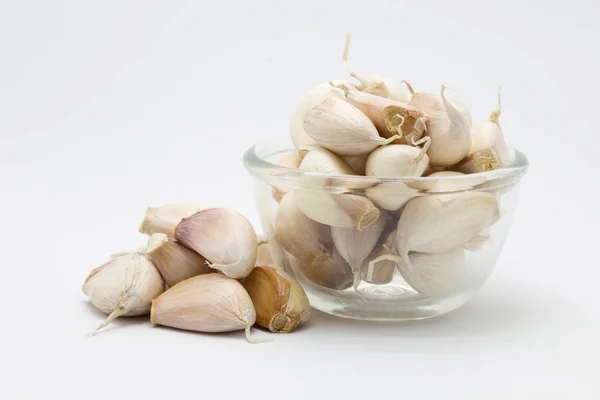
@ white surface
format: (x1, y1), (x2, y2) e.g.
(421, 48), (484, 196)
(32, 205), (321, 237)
(1, 1), (598, 398)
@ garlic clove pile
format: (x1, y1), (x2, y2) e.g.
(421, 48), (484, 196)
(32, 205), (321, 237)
(331, 210), (387, 290)
(241, 266), (310, 333)
(145, 233), (212, 288)
(151, 274), (267, 343)
(175, 208), (258, 279)
(303, 96), (400, 156)
(83, 253), (165, 336)
(408, 84), (472, 167)
(139, 203), (207, 237)
(294, 190), (381, 231)
(290, 83), (346, 152)
(396, 192), (500, 256)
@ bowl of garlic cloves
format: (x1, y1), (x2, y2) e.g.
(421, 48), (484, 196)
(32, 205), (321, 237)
(243, 35), (528, 321)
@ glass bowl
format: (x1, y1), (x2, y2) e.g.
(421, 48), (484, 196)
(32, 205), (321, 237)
(243, 141), (529, 321)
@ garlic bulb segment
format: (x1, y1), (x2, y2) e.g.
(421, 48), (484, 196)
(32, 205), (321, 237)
(463, 228), (491, 251)
(408, 85), (472, 167)
(452, 147), (501, 174)
(303, 96), (401, 156)
(381, 104), (429, 145)
(294, 190), (381, 231)
(342, 154), (369, 175)
(466, 88), (514, 168)
(341, 34), (410, 102)
(360, 230), (397, 285)
(365, 182), (421, 211)
(396, 192), (500, 255)
(371, 248), (466, 297)
(83, 253), (165, 336)
(241, 266), (310, 333)
(151, 274), (268, 343)
(406, 171), (486, 193)
(271, 152), (302, 203)
(256, 239), (275, 267)
(275, 193), (332, 267)
(331, 211), (387, 290)
(366, 140), (430, 178)
(175, 208), (258, 279)
(290, 83), (346, 152)
(289, 246), (354, 290)
(299, 146), (356, 175)
(139, 203), (207, 237)
(145, 233), (212, 288)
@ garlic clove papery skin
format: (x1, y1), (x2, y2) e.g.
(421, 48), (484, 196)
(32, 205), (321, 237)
(150, 274), (262, 343)
(290, 83), (347, 152)
(397, 248), (467, 297)
(139, 203), (208, 237)
(275, 193), (333, 267)
(396, 192), (500, 256)
(406, 171), (486, 193)
(83, 253), (165, 335)
(294, 190), (381, 231)
(175, 208), (258, 279)
(145, 233), (213, 288)
(366, 144), (430, 178)
(331, 210), (387, 288)
(303, 96), (400, 156)
(299, 146), (357, 175)
(408, 85), (472, 167)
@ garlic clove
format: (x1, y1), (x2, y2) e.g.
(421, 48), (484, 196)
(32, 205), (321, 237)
(241, 266), (310, 333)
(145, 233), (213, 288)
(381, 104), (429, 144)
(299, 146), (357, 175)
(303, 96), (400, 156)
(452, 147), (501, 174)
(256, 239), (275, 267)
(406, 171), (486, 193)
(396, 192), (500, 255)
(342, 154), (369, 175)
(83, 253), (165, 336)
(290, 83), (347, 152)
(331, 211), (387, 290)
(365, 182), (422, 211)
(151, 273), (267, 343)
(408, 85), (472, 167)
(463, 228), (491, 251)
(294, 190), (381, 231)
(366, 142), (430, 178)
(139, 203), (208, 237)
(175, 208), (258, 279)
(271, 152), (302, 203)
(397, 248), (467, 297)
(275, 193), (333, 267)
(288, 246), (354, 290)
(360, 229), (398, 285)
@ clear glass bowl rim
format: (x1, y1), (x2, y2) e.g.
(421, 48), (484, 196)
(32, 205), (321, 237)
(243, 140), (529, 190)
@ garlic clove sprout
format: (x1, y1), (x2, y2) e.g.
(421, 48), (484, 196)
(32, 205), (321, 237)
(139, 203), (208, 237)
(145, 233), (212, 288)
(241, 266), (310, 333)
(299, 146), (357, 175)
(83, 253), (165, 336)
(397, 248), (467, 297)
(294, 190), (381, 231)
(175, 208), (258, 279)
(275, 193), (333, 268)
(290, 83), (347, 152)
(365, 140), (431, 178)
(151, 273), (268, 343)
(303, 96), (401, 156)
(331, 210), (387, 290)
(408, 84), (472, 167)
(271, 152), (302, 203)
(396, 192), (500, 256)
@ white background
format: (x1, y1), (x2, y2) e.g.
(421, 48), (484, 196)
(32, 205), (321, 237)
(1, 0), (598, 398)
